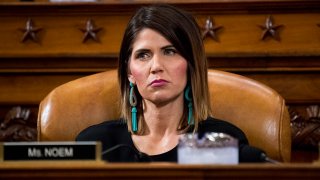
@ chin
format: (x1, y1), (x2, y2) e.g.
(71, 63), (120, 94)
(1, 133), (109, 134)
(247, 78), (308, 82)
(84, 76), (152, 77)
(150, 94), (183, 105)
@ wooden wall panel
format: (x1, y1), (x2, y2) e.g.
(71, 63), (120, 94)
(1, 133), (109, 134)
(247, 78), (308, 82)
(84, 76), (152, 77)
(0, 74), (85, 104)
(242, 72), (320, 104)
(0, 1), (319, 58)
(0, 16), (128, 57)
(200, 13), (320, 56)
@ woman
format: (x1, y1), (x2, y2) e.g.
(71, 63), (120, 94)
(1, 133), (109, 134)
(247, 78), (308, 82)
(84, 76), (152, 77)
(76, 4), (249, 162)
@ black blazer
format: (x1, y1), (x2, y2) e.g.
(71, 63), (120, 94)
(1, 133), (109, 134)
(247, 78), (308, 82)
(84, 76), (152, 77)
(76, 117), (249, 162)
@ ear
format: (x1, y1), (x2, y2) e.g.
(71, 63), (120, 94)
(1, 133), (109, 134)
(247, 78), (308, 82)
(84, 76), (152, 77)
(128, 74), (135, 84)
(127, 60), (136, 84)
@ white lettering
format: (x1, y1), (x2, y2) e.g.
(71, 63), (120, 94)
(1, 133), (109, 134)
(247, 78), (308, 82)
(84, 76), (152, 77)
(44, 147), (73, 157)
(28, 148), (42, 157)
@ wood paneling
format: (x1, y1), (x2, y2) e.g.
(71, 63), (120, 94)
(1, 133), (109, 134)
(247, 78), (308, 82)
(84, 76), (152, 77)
(242, 72), (320, 104)
(0, 74), (85, 104)
(0, 6), (319, 57)
(201, 14), (320, 57)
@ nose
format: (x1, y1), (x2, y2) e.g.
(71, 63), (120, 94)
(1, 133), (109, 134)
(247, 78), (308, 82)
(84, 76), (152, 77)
(150, 54), (163, 74)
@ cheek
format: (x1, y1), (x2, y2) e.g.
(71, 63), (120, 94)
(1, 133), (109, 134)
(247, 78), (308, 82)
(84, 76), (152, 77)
(173, 61), (188, 82)
(129, 62), (146, 85)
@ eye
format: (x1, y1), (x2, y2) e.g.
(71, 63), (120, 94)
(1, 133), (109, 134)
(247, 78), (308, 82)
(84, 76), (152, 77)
(135, 52), (151, 60)
(163, 48), (177, 56)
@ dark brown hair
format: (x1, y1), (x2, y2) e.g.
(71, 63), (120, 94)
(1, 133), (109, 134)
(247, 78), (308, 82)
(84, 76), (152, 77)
(118, 4), (211, 134)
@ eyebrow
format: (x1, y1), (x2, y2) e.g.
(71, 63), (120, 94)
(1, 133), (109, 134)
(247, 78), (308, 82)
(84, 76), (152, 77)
(134, 49), (150, 54)
(161, 45), (175, 50)
(133, 45), (175, 54)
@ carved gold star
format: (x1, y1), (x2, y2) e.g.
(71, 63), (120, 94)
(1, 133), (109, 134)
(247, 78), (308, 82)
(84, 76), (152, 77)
(258, 15), (284, 41)
(201, 17), (223, 42)
(79, 19), (103, 43)
(19, 19), (42, 43)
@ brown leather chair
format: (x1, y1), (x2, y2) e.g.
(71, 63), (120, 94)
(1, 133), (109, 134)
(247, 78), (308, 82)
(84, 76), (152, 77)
(37, 69), (291, 162)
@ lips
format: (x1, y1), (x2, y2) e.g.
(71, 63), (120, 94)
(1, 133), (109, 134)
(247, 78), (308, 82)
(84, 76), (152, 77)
(150, 79), (168, 87)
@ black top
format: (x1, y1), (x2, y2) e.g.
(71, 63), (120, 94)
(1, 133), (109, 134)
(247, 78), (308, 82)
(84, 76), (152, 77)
(76, 117), (249, 162)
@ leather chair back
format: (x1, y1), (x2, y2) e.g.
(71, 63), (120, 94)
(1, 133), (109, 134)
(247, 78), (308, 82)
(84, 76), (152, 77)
(37, 69), (291, 162)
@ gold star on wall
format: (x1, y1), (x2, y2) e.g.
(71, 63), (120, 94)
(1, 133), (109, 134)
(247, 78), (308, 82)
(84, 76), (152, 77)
(79, 19), (103, 43)
(258, 15), (284, 41)
(201, 17), (223, 42)
(19, 19), (42, 43)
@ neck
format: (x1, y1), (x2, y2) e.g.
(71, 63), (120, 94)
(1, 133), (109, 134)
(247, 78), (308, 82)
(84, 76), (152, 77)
(142, 96), (184, 137)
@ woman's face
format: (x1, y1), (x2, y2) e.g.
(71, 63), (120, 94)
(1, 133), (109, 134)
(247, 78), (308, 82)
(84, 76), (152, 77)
(128, 28), (188, 106)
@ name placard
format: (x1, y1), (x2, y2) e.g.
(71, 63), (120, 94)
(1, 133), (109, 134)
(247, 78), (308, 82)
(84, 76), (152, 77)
(0, 141), (101, 161)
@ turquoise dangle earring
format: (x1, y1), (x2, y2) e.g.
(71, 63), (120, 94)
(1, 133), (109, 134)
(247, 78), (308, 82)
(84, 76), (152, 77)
(184, 85), (194, 125)
(129, 82), (138, 132)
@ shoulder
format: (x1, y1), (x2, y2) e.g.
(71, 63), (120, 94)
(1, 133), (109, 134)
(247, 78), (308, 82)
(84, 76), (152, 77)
(198, 117), (249, 145)
(75, 119), (128, 141)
